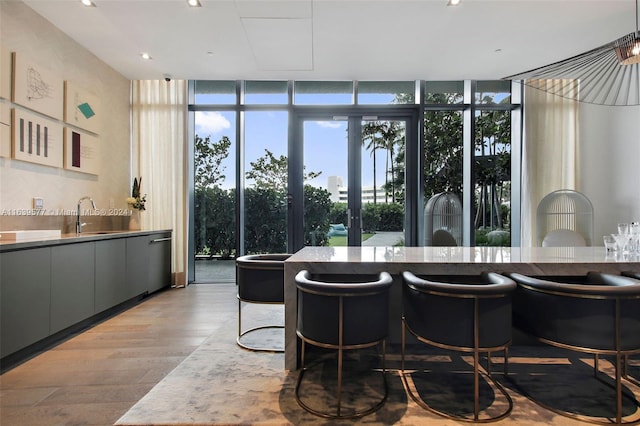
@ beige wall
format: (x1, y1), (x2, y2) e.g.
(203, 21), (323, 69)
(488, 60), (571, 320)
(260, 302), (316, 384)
(0, 1), (130, 225)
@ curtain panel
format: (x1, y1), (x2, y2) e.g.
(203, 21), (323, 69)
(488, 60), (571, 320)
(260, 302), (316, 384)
(521, 79), (579, 247)
(131, 80), (188, 287)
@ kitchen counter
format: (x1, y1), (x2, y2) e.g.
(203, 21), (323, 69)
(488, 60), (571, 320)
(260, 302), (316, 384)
(0, 229), (172, 252)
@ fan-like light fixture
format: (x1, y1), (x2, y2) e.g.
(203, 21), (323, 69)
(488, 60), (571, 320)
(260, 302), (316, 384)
(504, 0), (640, 106)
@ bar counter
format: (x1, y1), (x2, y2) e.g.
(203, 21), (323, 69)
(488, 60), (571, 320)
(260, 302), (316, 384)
(283, 246), (640, 370)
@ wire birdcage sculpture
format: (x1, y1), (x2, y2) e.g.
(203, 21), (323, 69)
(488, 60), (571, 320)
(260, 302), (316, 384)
(424, 192), (462, 246)
(536, 190), (594, 246)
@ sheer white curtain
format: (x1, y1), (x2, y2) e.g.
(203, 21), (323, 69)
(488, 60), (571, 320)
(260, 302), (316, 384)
(521, 79), (580, 247)
(131, 80), (188, 287)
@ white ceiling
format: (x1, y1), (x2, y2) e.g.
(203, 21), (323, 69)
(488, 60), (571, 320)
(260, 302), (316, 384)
(20, 0), (639, 81)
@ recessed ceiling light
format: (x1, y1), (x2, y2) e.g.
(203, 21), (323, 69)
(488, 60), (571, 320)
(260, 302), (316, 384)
(448, 0), (461, 5)
(141, 53), (152, 60)
(187, 0), (202, 7)
(81, 0), (95, 6)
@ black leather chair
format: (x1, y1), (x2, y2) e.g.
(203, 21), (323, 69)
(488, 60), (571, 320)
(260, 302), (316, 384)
(294, 270), (393, 419)
(622, 271), (640, 388)
(235, 253), (291, 352)
(401, 271), (516, 422)
(510, 272), (640, 424)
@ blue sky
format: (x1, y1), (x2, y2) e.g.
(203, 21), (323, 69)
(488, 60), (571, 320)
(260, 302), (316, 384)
(195, 110), (389, 191)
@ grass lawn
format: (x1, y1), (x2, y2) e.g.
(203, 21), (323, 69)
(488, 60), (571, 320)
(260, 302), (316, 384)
(327, 233), (374, 247)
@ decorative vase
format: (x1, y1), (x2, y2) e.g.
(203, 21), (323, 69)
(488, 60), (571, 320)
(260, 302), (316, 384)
(129, 210), (141, 231)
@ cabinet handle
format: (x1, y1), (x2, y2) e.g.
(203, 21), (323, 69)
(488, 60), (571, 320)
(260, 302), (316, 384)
(151, 237), (172, 243)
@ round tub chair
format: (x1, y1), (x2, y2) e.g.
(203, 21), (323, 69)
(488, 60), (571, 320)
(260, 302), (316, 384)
(294, 270), (393, 419)
(401, 271), (516, 422)
(509, 272), (640, 424)
(236, 253), (291, 352)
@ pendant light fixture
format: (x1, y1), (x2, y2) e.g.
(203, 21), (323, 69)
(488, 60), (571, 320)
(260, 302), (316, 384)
(504, 0), (640, 106)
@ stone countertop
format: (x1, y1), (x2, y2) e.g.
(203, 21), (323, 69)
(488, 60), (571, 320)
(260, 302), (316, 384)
(285, 246), (640, 270)
(0, 229), (172, 252)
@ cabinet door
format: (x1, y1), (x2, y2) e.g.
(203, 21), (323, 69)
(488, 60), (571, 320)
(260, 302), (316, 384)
(95, 239), (127, 313)
(126, 235), (149, 297)
(51, 242), (95, 334)
(148, 232), (171, 292)
(0, 248), (51, 358)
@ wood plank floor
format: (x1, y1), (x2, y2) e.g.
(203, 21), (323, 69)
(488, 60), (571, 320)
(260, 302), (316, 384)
(2, 283), (640, 425)
(0, 284), (234, 426)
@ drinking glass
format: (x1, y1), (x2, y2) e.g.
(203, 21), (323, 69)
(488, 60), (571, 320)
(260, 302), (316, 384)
(618, 223), (630, 235)
(603, 235), (617, 252)
(630, 222), (640, 253)
(611, 233), (629, 254)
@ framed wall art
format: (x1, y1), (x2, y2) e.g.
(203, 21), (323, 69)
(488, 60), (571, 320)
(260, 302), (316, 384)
(0, 45), (11, 100)
(0, 101), (10, 158)
(64, 127), (99, 175)
(65, 82), (100, 134)
(11, 108), (63, 168)
(12, 52), (63, 120)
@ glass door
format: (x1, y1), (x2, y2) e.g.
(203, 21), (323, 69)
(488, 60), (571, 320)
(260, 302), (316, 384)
(289, 113), (410, 251)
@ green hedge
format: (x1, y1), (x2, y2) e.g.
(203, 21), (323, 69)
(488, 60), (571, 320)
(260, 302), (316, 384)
(195, 185), (333, 256)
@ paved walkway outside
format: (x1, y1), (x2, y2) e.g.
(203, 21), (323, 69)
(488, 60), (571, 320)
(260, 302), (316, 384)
(362, 231), (404, 246)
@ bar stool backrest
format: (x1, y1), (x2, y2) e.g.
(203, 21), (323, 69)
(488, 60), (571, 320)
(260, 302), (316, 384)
(402, 272), (516, 350)
(510, 272), (640, 352)
(295, 271), (393, 347)
(236, 254), (291, 303)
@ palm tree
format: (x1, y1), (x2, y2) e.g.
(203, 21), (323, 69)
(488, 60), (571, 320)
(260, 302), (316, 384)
(362, 122), (385, 204)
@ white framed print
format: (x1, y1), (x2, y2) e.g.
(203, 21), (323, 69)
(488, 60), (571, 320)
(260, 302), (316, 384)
(0, 45), (11, 100)
(11, 108), (63, 168)
(65, 82), (101, 134)
(12, 52), (63, 120)
(64, 127), (100, 175)
(0, 101), (10, 158)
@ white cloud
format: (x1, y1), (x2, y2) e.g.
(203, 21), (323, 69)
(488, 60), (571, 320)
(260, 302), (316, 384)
(315, 121), (343, 129)
(196, 112), (231, 135)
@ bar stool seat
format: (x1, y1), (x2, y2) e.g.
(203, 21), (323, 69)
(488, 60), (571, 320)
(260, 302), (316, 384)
(294, 270), (393, 419)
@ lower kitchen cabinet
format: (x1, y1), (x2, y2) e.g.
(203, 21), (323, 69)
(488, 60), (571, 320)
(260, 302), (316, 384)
(148, 232), (171, 293)
(0, 247), (52, 358)
(0, 229), (172, 363)
(95, 239), (127, 313)
(126, 235), (151, 297)
(51, 242), (96, 334)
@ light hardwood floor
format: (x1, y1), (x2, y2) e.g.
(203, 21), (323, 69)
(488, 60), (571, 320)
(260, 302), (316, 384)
(0, 284), (233, 426)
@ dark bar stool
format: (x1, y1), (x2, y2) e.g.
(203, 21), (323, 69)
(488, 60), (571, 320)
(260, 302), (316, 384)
(294, 270), (393, 419)
(235, 253), (291, 352)
(622, 271), (640, 387)
(401, 271), (516, 423)
(510, 272), (640, 424)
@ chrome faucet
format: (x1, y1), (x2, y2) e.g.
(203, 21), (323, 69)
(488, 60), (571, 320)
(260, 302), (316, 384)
(77, 196), (97, 234)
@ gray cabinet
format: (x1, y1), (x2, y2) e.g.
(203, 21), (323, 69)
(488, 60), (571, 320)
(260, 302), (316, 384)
(126, 235), (150, 297)
(148, 232), (171, 293)
(125, 232), (171, 295)
(0, 248), (52, 358)
(0, 230), (171, 361)
(51, 242), (95, 334)
(95, 239), (127, 313)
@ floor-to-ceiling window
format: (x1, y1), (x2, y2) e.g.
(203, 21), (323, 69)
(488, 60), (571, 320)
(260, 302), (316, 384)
(192, 81), (237, 283)
(188, 80), (522, 283)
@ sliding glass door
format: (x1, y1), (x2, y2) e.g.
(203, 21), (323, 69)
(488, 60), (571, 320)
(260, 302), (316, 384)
(289, 113), (413, 251)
